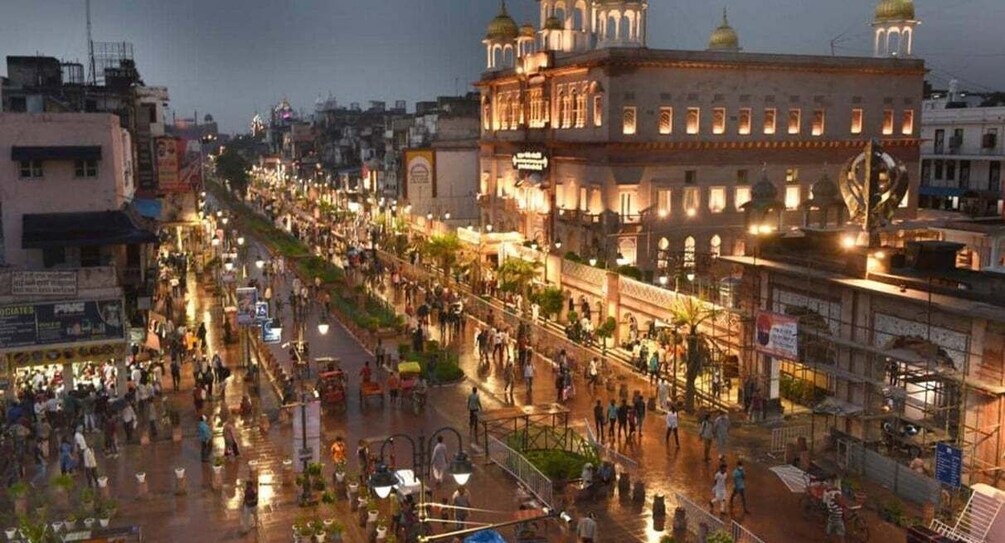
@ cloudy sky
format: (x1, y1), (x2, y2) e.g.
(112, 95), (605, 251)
(1, 0), (1000, 132)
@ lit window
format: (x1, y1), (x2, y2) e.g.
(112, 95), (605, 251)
(851, 108), (863, 135)
(622, 106), (637, 135)
(579, 187), (588, 211)
(811, 110), (825, 137)
(902, 110), (914, 136)
(683, 187), (700, 215)
(686, 108), (700, 135)
(74, 159), (98, 178)
(659, 107), (673, 135)
(712, 108), (726, 135)
(738, 108), (751, 135)
(593, 95), (603, 127)
(785, 168), (799, 182)
(511, 96), (521, 129)
(763, 108), (776, 135)
(710, 235), (722, 258)
(785, 185), (801, 210)
(656, 189), (671, 217)
(684, 236), (696, 268)
(561, 92), (572, 128)
(573, 91), (586, 128)
(882, 109), (894, 135)
(709, 187), (726, 213)
(19, 160), (43, 179)
(788, 109), (801, 135)
(734, 186), (751, 210)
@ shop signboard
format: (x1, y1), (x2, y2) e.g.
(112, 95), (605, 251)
(235, 288), (257, 326)
(935, 443), (962, 488)
(512, 149), (550, 173)
(262, 319), (282, 344)
(255, 302), (269, 323)
(754, 310), (799, 360)
(155, 137), (181, 192)
(0, 299), (125, 350)
(11, 271), (78, 296)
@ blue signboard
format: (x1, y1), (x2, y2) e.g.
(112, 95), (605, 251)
(254, 302), (269, 323)
(262, 318), (282, 345)
(935, 442), (962, 488)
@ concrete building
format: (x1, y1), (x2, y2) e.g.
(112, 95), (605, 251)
(919, 86), (1004, 217)
(0, 112), (155, 270)
(476, 0), (923, 274)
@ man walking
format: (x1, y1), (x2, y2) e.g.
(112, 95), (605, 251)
(577, 512), (598, 542)
(198, 415), (212, 462)
(710, 463), (728, 515)
(593, 400), (605, 440)
(606, 400), (617, 442)
(523, 360), (535, 394)
(616, 400), (629, 441)
(664, 405), (680, 450)
(467, 387), (482, 435)
(713, 411), (730, 457)
(729, 460), (750, 514)
(699, 413), (714, 462)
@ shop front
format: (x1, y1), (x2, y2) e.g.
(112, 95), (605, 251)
(0, 299), (128, 400)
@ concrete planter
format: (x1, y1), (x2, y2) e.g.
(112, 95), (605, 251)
(99, 518), (110, 528)
(5, 528), (17, 541)
(135, 472), (146, 484)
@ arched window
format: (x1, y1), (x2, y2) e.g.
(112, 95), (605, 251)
(619, 11), (632, 41)
(618, 238), (637, 266)
(606, 14), (618, 39)
(710, 235), (722, 258)
(482, 98), (491, 130)
(561, 91), (573, 128)
(684, 236), (696, 269)
(573, 1), (587, 31)
(503, 45), (514, 67)
(554, 1), (567, 26)
(657, 236), (670, 268)
(492, 45), (503, 69)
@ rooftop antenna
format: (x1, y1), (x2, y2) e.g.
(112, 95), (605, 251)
(86, 0), (96, 85)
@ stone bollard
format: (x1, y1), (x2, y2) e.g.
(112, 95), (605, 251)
(282, 459), (294, 486)
(98, 476), (110, 499)
(135, 472), (149, 499)
(672, 506), (687, 541)
(211, 465), (223, 491)
(259, 413), (270, 434)
(174, 467), (188, 495)
(652, 494), (666, 518)
(140, 431), (151, 446)
(172, 425), (183, 443)
(348, 483), (360, 507)
(618, 472), (631, 497)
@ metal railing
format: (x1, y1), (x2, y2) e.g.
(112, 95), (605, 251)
(674, 492), (726, 537)
(769, 425), (826, 454)
(731, 520), (768, 543)
(486, 435), (554, 509)
(841, 438), (941, 505)
(930, 487), (1004, 543)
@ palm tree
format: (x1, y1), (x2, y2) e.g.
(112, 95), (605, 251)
(496, 258), (542, 298)
(668, 296), (722, 412)
(424, 233), (462, 278)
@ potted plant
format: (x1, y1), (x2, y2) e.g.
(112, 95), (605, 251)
(96, 498), (116, 528)
(292, 518), (313, 543)
(134, 472), (147, 484)
(366, 498), (380, 523)
(329, 520), (345, 543)
(375, 518), (388, 539)
(311, 519), (325, 543)
(83, 518), (95, 530)
(52, 473), (75, 507)
(4, 527), (17, 541)
(333, 461), (347, 483)
(64, 512), (77, 531)
(80, 488), (96, 511)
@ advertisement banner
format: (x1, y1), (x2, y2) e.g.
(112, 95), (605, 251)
(0, 299), (126, 350)
(754, 310), (799, 360)
(403, 148), (436, 199)
(236, 288), (258, 326)
(11, 271), (78, 296)
(177, 138), (203, 189)
(155, 136), (180, 192)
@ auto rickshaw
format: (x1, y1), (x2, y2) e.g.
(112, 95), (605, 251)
(317, 370), (347, 411)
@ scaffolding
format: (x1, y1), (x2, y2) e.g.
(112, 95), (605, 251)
(734, 253), (1005, 494)
(92, 41), (134, 85)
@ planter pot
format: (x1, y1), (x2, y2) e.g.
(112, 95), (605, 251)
(5, 528), (16, 541)
(51, 522), (63, 533)
(64, 520), (76, 531)
(313, 533), (325, 543)
(135, 472), (146, 484)
(211, 465), (223, 474)
(335, 471), (345, 483)
(367, 510), (379, 523)
(175, 468), (186, 479)
(99, 518), (109, 528)
(97, 476), (109, 488)
(376, 526), (388, 538)
(172, 426), (183, 442)
(84, 518), (95, 529)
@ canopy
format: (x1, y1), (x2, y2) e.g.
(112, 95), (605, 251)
(11, 145), (101, 161)
(22, 210), (158, 249)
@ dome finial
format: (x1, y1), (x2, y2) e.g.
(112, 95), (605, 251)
(722, 6), (729, 26)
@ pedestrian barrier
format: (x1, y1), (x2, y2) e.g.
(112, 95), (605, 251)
(673, 492), (726, 537)
(486, 435), (554, 509)
(582, 418), (639, 471)
(731, 520), (767, 543)
(769, 425), (822, 454)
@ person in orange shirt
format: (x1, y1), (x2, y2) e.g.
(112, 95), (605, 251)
(329, 435), (347, 484)
(387, 372), (400, 407)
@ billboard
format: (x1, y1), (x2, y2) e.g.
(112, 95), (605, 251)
(156, 137), (201, 193)
(403, 148), (436, 199)
(155, 137), (180, 192)
(0, 299), (126, 350)
(754, 310), (798, 360)
(235, 287), (258, 325)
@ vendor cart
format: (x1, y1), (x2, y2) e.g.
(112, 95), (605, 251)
(359, 380), (384, 408)
(317, 370), (347, 411)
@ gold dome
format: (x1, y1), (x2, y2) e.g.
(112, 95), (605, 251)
(520, 23), (536, 37)
(707, 8), (740, 51)
(544, 15), (563, 31)
(875, 0), (915, 22)
(486, 2), (519, 41)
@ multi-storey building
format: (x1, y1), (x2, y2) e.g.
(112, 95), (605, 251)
(919, 87), (1005, 217)
(477, 0), (924, 273)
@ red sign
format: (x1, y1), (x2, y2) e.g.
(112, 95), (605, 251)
(156, 137), (201, 193)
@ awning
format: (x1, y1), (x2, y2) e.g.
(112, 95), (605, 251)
(11, 146), (101, 161)
(132, 198), (163, 220)
(22, 210), (158, 249)
(919, 186), (967, 198)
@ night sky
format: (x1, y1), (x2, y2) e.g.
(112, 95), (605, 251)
(1, 0), (1000, 132)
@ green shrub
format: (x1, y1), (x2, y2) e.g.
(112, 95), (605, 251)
(616, 265), (643, 280)
(564, 251), (582, 263)
(522, 450), (593, 481)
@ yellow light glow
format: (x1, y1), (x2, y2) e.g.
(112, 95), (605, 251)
(748, 225), (759, 235)
(686, 208), (696, 217)
(874, 251), (886, 260)
(658, 209), (668, 218)
(842, 236), (856, 249)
